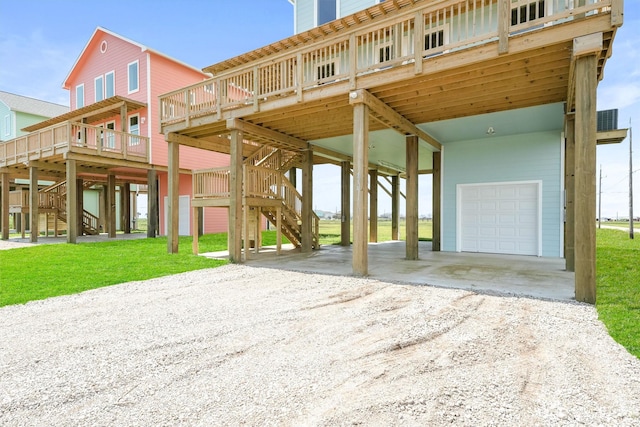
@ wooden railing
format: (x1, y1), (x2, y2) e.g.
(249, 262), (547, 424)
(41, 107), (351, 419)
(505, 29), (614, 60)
(0, 122), (150, 167)
(9, 189), (28, 209)
(159, 0), (613, 127)
(192, 164), (320, 246)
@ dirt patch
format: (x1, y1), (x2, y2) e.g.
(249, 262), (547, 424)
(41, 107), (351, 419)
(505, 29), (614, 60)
(1, 264), (639, 426)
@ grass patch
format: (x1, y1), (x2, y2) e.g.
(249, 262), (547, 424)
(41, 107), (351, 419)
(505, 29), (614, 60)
(318, 219), (432, 245)
(596, 228), (640, 358)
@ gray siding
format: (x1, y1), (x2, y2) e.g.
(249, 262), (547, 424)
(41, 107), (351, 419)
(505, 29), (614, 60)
(441, 131), (562, 257)
(296, 0), (315, 33)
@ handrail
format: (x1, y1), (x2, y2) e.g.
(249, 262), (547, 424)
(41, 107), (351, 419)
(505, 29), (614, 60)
(159, 0), (612, 127)
(0, 121), (150, 167)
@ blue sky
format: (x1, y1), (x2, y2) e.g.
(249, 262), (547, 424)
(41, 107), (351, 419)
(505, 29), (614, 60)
(0, 0), (639, 217)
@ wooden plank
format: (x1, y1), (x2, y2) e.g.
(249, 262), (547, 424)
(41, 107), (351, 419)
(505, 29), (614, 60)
(498, 0), (509, 54)
(167, 140), (179, 254)
(369, 169), (378, 243)
(352, 103), (369, 275)
(66, 162), (77, 243)
(565, 114), (575, 272)
(229, 129), (244, 263)
(1, 172), (9, 240)
(301, 145), (313, 253)
(341, 161), (351, 246)
(573, 33), (603, 58)
(147, 169), (158, 238)
(611, 0), (624, 26)
(432, 151), (441, 251)
(573, 54), (597, 303)
(192, 205), (199, 254)
(227, 118), (307, 151)
(406, 135), (419, 260)
(391, 174), (399, 240)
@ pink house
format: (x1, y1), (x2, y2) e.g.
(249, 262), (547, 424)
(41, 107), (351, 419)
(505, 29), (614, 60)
(0, 27), (229, 241)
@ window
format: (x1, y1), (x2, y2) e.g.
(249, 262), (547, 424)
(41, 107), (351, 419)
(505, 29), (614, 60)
(76, 84), (84, 108)
(129, 115), (140, 145)
(511, 0), (545, 25)
(105, 71), (115, 98)
(3, 115), (10, 136)
(128, 60), (139, 93)
(425, 29), (445, 51)
(379, 44), (393, 63)
(317, 0), (336, 26)
(317, 62), (336, 80)
(95, 75), (104, 102)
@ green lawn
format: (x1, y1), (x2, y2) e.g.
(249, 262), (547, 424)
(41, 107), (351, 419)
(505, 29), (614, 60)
(596, 228), (640, 358)
(318, 219), (433, 245)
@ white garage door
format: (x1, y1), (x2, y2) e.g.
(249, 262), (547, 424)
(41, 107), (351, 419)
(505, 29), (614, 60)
(458, 182), (540, 256)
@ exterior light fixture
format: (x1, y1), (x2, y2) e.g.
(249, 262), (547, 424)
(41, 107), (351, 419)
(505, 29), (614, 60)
(486, 126), (496, 135)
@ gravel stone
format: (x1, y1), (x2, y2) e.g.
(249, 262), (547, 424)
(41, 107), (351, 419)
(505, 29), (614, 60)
(1, 262), (640, 426)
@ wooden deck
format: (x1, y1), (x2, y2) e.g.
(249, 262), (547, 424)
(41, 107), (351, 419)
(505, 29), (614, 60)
(159, 0), (620, 157)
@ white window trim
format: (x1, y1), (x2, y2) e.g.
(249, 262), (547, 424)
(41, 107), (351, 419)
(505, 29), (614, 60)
(105, 70), (115, 99)
(128, 60), (140, 94)
(94, 75), (104, 103)
(455, 180), (543, 256)
(76, 83), (85, 109)
(3, 114), (10, 136)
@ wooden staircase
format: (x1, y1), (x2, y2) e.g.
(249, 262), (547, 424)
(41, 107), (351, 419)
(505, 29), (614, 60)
(39, 180), (100, 235)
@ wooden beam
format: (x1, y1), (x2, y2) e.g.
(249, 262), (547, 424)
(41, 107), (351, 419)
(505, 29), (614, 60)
(352, 103), (369, 276)
(369, 169), (378, 243)
(229, 129), (244, 263)
(147, 169), (158, 238)
(574, 54), (597, 303)
(76, 178), (83, 236)
(498, 0), (509, 54)
(301, 145), (313, 253)
(1, 172), (9, 240)
(341, 161), (351, 246)
(227, 118), (308, 151)
(349, 89), (442, 151)
(66, 162), (77, 243)
(406, 135), (419, 260)
(167, 140), (180, 253)
(391, 174), (400, 241)
(192, 205), (199, 255)
(432, 151), (441, 251)
(107, 173), (116, 238)
(564, 115), (575, 272)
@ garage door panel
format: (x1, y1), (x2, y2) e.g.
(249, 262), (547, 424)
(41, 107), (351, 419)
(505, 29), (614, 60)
(459, 182), (539, 256)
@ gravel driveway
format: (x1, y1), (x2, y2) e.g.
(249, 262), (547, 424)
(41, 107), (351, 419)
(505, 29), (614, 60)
(1, 264), (639, 426)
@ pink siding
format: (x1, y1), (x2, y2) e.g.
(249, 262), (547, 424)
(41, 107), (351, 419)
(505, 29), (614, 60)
(157, 172), (228, 235)
(64, 28), (230, 236)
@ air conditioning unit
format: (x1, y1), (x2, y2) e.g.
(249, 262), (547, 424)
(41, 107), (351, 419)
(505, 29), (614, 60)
(597, 109), (618, 131)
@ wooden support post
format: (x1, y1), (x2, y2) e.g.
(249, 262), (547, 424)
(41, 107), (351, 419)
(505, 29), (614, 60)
(21, 213), (26, 238)
(301, 145), (313, 253)
(99, 186), (106, 233)
(353, 103), (369, 275)
(123, 183), (131, 234)
(391, 174), (400, 240)
(107, 173), (116, 238)
(243, 203), (250, 261)
(406, 135), (419, 260)
(341, 161), (351, 246)
(289, 168), (297, 189)
(229, 129), (243, 263)
(565, 115), (575, 271)
(276, 206), (282, 255)
(76, 178), (83, 236)
(198, 207), (204, 237)
(167, 140), (179, 253)
(147, 169), (158, 238)
(65, 161), (77, 243)
(29, 166), (39, 243)
(369, 169), (378, 243)
(574, 54), (597, 303)
(432, 151), (442, 251)
(192, 205), (199, 255)
(1, 173), (9, 240)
